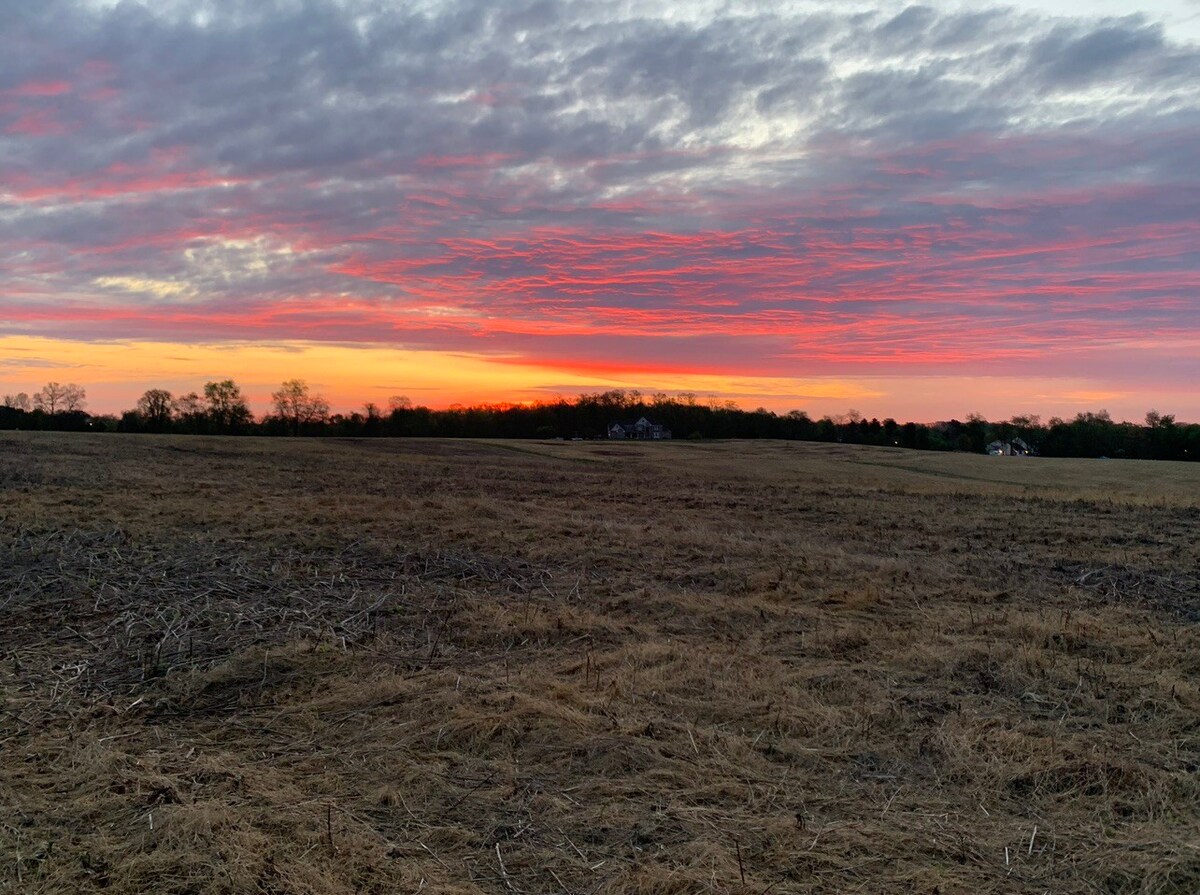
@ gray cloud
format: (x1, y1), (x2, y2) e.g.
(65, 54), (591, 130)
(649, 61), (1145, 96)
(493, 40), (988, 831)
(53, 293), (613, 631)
(6, 1), (1195, 183)
(1027, 17), (1165, 85)
(0, 0), (1197, 388)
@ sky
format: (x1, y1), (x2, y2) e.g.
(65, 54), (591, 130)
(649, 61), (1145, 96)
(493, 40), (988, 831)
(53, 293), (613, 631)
(2, 0), (1199, 422)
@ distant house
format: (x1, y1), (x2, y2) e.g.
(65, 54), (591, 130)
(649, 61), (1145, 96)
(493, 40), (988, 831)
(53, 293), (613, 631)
(607, 417), (672, 440)
(986, 437), (1032, 456)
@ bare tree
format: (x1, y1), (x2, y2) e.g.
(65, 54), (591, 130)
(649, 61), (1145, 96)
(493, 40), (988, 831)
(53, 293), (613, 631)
(62, 384), (86, 412)
(271, 379), (330, 435)
(2, 393), (31, 411)
(173, 392), (205, 432)
(33, 382), (85, 414)
(388, 395), (412, 412)
(174, 392), (202, 416)
(33, 382), (65, 413)
(136, 389), (175, 430)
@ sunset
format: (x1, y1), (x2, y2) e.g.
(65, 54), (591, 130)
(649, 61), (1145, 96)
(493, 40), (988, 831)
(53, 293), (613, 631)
(4, 0), (1198, 419)
(4, 5), (1200, 894)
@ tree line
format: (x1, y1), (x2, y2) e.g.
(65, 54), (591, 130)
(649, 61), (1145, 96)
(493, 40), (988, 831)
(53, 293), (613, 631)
(2, 380), (1197, 461)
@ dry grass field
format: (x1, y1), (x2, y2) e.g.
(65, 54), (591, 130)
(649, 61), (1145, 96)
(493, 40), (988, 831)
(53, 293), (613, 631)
(2, 432), (1199, 894)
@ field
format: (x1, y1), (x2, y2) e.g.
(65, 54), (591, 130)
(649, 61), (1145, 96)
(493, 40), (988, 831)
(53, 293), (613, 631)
(2, 432), (1199, 894)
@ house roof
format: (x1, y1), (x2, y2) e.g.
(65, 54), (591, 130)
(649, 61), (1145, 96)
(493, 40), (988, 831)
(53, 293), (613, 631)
(610, 417), (668, 429)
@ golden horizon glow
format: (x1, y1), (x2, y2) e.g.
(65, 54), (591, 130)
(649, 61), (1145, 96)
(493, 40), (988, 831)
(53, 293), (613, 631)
(2, 335), (1193, 424)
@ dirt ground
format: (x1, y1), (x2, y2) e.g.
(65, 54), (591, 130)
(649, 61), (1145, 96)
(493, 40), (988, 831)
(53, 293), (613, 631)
(1, 432), (1198, 894)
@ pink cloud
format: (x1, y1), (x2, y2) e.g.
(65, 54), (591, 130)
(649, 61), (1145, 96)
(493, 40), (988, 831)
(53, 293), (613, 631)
(4, 110), (71, 136)
(6, 80), (72, 97)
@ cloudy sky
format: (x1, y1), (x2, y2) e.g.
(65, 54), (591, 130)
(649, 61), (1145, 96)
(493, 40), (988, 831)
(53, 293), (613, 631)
(2, 0), (1198, 420)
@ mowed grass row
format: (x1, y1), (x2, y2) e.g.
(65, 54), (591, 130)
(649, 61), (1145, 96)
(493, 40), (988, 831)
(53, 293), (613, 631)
(1, 432), (1198, 894)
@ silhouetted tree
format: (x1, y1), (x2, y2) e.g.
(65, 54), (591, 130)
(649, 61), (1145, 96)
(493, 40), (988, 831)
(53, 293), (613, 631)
(171, 392), (205, 433)
(271, 379), (330, 435)
(203, 380), (251, 433)
(33, 382), (85, 414)
(136, 389), (175, 431)
(1145, 409), (1174, 429)
(33, 383), (62, 413)
(10, 375), (1196, 460)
